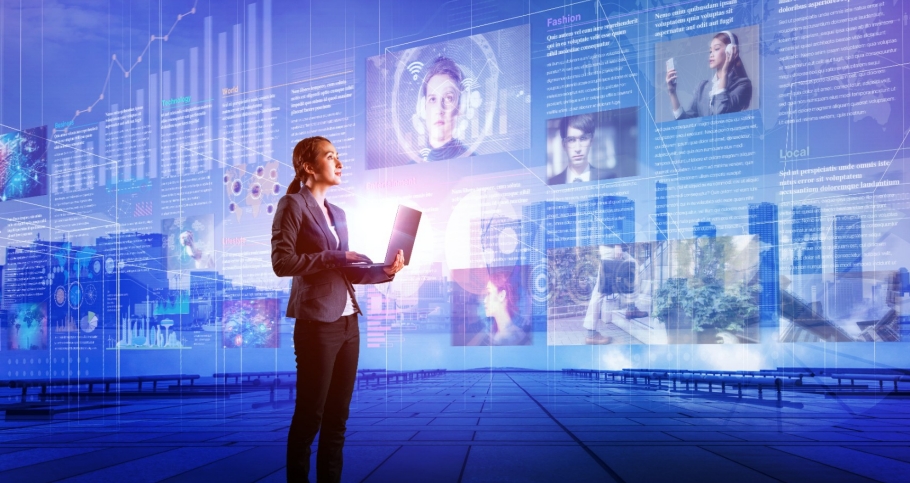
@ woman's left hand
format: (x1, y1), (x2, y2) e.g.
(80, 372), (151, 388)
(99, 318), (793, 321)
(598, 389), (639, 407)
(721, 44), (737, 75)
(383, 249), (405, 276)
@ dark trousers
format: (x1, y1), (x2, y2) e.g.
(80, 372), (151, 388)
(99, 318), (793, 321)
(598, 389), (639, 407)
(287, 314), (360, 483)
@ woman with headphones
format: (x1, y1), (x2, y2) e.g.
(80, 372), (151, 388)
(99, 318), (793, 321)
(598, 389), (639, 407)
(271, 136), (404, 482)
(666, 30), (752, 119)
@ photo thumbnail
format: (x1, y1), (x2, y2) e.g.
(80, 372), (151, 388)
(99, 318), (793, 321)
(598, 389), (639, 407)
(366, 25), (530, 168)
(451, 266), (531, 346)
(655, 25), (760, 123)
(546, 107), (639, 185)
(547, 235), (760, 345)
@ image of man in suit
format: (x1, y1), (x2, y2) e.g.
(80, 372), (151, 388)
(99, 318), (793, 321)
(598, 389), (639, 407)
(547, 113), (613, 185)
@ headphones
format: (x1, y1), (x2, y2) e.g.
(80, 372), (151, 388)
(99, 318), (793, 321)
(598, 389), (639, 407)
(721, 30), (738, 57)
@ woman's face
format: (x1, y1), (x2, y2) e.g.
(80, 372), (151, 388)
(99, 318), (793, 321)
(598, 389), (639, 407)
(424, 73), (460, 148)
(708, 38), (727, 70)
(307, 141), (342, 186)
(483, 281), (504, 318)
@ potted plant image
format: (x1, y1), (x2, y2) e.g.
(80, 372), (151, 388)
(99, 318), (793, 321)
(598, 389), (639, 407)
(688, 281), (759, 344)
(654, 278), (694, 344)
(654, 277), (759, 344)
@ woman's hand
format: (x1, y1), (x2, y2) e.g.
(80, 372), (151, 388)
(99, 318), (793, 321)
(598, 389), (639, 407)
(345, 251), (373, 264)
(383, 249), (405, 276)
(718, 45), (737, 90)
(666, 69), (681, 112)
(665, 69), (677, 94)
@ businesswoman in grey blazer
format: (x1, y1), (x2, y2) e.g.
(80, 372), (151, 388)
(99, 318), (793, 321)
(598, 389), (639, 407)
(272, 136), (404, 483)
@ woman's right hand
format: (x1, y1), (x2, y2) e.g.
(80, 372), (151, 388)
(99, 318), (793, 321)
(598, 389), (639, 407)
(666, 69), (678, 94)
(345, 251), (373, 264)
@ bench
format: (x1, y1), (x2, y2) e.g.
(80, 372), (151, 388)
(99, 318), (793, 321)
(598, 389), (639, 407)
(356, 369), (446, 388)
(829, 373), (910, 392)
(8, 374), (200, 403)
(213, 371), (296, 385)
(668, 374), (795, 400)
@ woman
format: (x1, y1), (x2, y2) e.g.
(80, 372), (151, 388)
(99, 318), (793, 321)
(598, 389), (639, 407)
(666, 31), (752, 119)
(271, 136), (404, 483)
(483, 270), (529, 345)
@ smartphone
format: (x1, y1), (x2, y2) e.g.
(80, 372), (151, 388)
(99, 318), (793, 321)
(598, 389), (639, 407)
(665, 57), (675, 72)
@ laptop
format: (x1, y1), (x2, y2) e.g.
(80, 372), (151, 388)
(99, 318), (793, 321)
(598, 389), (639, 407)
(354, 205), (422, 267)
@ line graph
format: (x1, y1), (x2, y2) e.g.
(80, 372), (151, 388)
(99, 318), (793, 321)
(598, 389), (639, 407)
(57, 1), (199, 135)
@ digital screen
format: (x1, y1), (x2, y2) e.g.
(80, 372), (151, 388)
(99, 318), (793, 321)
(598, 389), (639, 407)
(0, 0), (907, 378)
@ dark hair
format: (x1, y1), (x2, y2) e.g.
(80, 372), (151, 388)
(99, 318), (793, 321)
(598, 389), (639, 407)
(714, 31), (748, 82)
(420, 56), (464, 111)
(559, 113), (596, 139)
(286, 136), (330, 195)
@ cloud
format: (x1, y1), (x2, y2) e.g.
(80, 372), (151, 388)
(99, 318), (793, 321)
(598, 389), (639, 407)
(7, 0), (109, 44)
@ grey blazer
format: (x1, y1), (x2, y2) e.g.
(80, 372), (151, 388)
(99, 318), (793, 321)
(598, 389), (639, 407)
(677, 75), (752, 119)
(271, 187), (392, 322)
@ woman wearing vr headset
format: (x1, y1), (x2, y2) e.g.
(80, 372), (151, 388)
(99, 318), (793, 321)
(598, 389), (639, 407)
(418, 56), (469, 161)
(665, 30), (752, 119)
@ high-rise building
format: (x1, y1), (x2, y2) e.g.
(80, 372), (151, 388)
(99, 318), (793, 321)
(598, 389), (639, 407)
(791, 205), (823, 309)
(576, 196), (634, 247)
(693, 221), (720, 282)
(833, 215), (862, 317)
(749, 202), (780, 325)
(693, 221), (716, 239)
(522, 201), (576, 323)
(656, 182), (668, 242)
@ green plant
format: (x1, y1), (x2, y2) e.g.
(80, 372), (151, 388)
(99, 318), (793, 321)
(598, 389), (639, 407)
(654, 278), (758, 333)
(654, 278), (691, 322)
(688, 281), (759, 332)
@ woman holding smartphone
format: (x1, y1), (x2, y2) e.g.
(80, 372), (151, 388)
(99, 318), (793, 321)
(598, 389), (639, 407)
(271, 136), (404, 482)
(666, 30), (752, 119)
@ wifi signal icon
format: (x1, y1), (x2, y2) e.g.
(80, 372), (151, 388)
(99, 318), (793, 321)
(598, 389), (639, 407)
(419, 147), (431, 159)
(461, 78), (476, 91)
(407, 61), (424, 81)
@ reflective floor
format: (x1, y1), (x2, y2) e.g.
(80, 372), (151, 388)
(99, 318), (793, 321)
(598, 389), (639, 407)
(1, 371), (909, 482)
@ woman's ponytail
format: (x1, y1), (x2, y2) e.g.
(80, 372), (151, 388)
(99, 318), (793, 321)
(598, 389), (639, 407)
(286, 136), (330, 195)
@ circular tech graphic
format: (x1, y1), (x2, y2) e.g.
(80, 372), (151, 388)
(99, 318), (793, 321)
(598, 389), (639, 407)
(105, 257), (115, 274)
(80, 312), (99, 334)
(530, 263), (549, 305)
(92, 259), (102, 274)
(567, 259), (598, 305)
(54, 286), (67, 307)
(223, 160), (281, 221)
(390, 35), (499, 162)
(68, 283), (83, 309)
(83, 284), (97, 305)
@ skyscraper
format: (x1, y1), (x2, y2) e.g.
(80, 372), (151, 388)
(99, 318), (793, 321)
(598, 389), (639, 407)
(749, 202), (780, 326)
(656, 182), (668, 242)
(576, 196), (635, 247)
(791, 205), (823, 309)
(693, 221), (716, 239)
(522, 201), (576, 324)
(833, 215), (862, 317)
